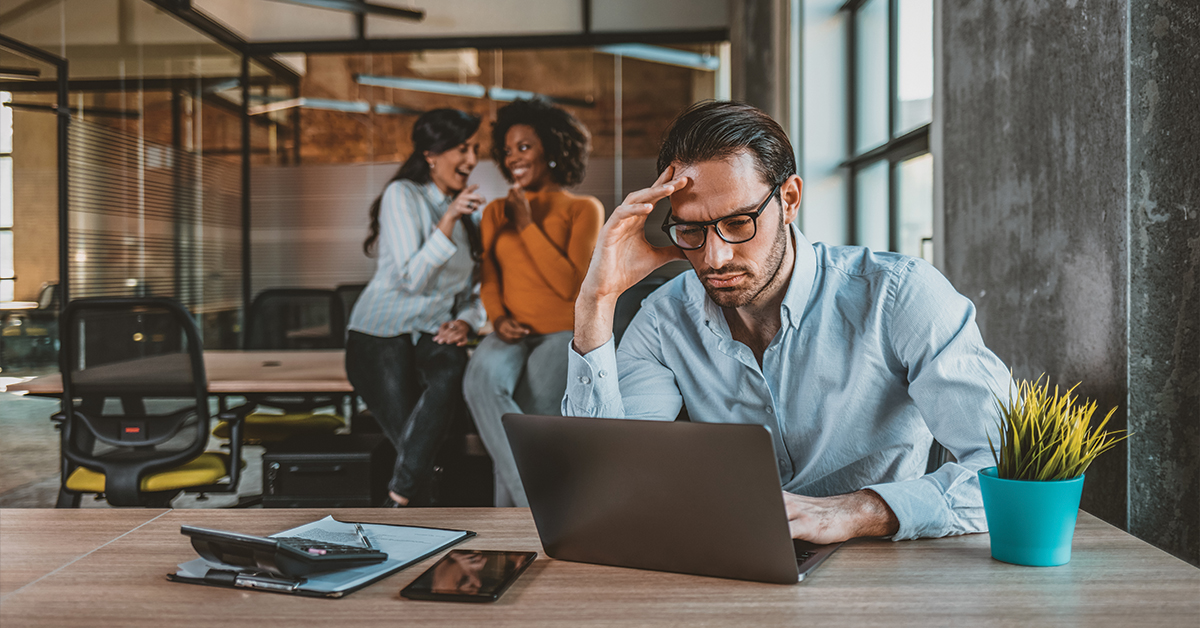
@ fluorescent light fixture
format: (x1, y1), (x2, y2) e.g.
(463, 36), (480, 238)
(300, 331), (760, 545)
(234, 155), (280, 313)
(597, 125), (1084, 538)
(375, 103), (425, 116)
(597, 44), (719, 71)
(488, 87), (539, 102)
(249, 97), (370, 115)
(203, 78), (240, 94)
(355, 74), (487, 99)
(0, 67), (40, 81)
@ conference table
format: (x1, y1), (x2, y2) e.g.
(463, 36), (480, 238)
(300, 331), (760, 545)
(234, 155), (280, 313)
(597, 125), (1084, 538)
(0, 508), (1196, 627)
(5, 350), (352, 397)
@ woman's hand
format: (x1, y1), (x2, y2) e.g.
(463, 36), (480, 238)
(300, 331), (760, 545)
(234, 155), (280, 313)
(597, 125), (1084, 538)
(433, 319), (471, 346)
(505, 184), (533, 230)
(438, 184), (485, 239)
(493, 315), (532, 344)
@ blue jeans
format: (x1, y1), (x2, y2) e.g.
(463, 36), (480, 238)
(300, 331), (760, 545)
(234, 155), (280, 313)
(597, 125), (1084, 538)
(463, 331), (572, 507)
(345, 330), (467, 500)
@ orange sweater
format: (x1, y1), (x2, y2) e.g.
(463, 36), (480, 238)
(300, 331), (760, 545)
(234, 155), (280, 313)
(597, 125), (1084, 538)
(479, 189), (604, 335)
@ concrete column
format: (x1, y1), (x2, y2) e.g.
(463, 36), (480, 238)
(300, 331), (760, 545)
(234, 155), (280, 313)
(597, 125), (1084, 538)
(730, 0), (791, 122)
(1127, 0), (1199, 566)
(941, 0), (1198, 565)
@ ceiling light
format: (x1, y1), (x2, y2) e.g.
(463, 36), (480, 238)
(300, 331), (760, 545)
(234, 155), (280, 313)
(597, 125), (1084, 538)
(355, 74), (487, 99)
(597, 45), (719, 71)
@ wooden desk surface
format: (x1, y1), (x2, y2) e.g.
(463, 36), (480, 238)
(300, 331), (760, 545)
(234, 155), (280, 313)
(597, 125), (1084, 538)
(0, 508), (1196, 627)
(5, 350), (351, 396)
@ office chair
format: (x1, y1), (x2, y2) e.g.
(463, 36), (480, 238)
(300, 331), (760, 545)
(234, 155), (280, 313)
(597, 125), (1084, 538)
(53, 297), (250, 508)
(212, 288), (346, 443)
(612, 274), (671, 348)
(335, 283), (367, 324)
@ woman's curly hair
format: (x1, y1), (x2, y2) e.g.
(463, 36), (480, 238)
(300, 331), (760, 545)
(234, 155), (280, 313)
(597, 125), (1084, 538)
(491, 99), (591, 187)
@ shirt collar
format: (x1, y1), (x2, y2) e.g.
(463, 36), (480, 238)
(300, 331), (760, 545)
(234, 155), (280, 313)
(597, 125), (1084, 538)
(700, 223), (817, 334)
(418, 180), (454, 208)
(781, 224), (817, 330)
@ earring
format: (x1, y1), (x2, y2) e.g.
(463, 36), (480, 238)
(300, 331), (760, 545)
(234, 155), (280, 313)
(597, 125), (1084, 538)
(429, 161), (435, 170)
(549, 160), (557, 169)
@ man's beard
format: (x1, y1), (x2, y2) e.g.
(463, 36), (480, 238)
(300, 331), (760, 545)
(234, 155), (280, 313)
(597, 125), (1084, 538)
(699, 221), (789, 309)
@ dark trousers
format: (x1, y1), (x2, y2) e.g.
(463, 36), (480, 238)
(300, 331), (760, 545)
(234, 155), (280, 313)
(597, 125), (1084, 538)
(345, 330), (468, 500)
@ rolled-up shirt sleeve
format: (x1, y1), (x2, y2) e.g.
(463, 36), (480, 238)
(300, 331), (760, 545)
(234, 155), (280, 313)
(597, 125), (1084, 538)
(867, 258), (1011, 540)
(562, 305), (683, 421)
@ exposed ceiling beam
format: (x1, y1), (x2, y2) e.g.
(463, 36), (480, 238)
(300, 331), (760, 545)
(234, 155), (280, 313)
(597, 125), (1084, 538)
(248, 28), (729, 54)
(260, 0), (423, 21)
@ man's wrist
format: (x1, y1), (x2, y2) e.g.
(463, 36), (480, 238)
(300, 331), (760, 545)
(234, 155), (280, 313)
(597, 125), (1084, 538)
(855, 489), (900, 538)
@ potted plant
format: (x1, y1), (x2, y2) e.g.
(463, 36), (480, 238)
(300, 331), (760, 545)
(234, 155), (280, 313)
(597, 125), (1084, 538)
(979, 377), (1127, 566)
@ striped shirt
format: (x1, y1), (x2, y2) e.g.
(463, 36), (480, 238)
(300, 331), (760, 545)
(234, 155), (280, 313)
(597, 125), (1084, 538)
(348, 179), (486, 339)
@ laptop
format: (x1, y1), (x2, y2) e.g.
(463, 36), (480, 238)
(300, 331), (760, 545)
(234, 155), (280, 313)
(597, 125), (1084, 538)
(502, 414), (841, 584)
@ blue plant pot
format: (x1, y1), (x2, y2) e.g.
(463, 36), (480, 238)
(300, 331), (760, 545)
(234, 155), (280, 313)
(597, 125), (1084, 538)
(978, 466), (1085, 567)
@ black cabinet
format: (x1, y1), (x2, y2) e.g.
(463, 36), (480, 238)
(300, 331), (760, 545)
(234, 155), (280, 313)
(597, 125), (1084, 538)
(262, 434), (394, 508)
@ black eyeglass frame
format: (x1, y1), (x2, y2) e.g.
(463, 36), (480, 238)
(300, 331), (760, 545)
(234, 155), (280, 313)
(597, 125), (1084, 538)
(660, 183), (782, 250)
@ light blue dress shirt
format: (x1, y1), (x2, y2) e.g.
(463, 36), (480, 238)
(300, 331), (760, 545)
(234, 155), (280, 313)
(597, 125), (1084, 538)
(563, 225), (1011, 540)
(348, 179), (486, 338)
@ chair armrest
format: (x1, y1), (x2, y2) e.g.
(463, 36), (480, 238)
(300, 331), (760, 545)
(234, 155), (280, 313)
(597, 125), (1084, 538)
(217, 403), (255, 423)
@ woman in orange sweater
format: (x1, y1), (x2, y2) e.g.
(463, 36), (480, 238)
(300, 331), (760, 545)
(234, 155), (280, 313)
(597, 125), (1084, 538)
(463, 99), (603, 506)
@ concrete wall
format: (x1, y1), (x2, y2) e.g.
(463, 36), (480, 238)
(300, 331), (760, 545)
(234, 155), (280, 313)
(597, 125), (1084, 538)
(942, 0), (1198, 565)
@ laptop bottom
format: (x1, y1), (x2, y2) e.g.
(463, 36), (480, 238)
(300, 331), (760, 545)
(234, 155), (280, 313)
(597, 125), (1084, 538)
(794, 540), (842, 582)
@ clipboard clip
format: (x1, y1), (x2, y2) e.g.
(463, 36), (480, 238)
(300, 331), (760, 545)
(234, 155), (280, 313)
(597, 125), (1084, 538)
(231, 572), (304, 592)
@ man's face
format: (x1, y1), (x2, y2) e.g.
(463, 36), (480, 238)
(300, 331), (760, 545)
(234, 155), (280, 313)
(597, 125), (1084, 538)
(668, 152), (798, 309)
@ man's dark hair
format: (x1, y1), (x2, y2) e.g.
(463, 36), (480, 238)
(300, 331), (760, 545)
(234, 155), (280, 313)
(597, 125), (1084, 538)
(657, 101), (796, 188)
(491, 98), (591, 187)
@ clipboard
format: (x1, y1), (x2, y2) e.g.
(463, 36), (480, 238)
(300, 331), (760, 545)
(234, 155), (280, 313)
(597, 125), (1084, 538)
(168, 516), (475, 598)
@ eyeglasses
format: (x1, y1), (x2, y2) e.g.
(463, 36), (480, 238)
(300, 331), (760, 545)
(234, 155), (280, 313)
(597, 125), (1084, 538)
(660, 183), (781, 251)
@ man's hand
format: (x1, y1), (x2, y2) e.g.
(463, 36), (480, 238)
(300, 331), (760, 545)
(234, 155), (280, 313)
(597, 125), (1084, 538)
(573, 167), (688, 354)
(493, 315), (532, 344)
(505, 184), (533, 230)
(782, 489), (900, 544)
(432, 319), (471, 346)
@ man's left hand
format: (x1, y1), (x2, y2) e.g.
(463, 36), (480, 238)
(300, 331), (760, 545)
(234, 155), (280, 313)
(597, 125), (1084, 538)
(782, 489), (900, 544)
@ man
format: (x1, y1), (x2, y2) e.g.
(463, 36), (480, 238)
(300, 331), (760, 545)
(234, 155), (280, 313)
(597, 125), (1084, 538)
(564, 101), (1010, 544)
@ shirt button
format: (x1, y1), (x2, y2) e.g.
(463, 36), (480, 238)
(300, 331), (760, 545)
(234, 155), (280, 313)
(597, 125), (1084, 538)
(598, 370), (607, 378)
(766, 407), (774, 415)
(579, 376), (591, 385)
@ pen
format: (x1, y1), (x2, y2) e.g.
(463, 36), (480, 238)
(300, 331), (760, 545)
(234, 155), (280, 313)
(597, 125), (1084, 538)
(354, 523), (373, 549)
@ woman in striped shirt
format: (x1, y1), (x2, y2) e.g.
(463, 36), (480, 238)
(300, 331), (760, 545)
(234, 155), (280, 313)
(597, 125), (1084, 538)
(346, 109), (488, 507)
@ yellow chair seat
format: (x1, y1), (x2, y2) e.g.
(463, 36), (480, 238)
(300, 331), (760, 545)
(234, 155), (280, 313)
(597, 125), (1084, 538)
(213, 413), (344, 442)
(65, 452), (229, 493)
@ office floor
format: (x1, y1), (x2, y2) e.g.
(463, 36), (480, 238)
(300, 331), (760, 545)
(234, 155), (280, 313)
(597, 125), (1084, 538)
(0, 385), (263, 509)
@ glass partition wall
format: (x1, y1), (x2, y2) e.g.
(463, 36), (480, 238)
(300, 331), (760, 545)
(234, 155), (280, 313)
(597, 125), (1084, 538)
(249, 44), (723, 295)
(2, 0), (723, 360)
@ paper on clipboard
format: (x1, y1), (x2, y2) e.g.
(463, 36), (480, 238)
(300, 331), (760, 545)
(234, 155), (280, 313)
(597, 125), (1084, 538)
(171, 516), (474, 597)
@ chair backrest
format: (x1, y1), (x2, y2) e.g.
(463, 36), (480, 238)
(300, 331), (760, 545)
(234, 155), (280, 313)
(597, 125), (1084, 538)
(37, 282), (60, 311)
(613, 274), (671, 348)
(335, 283), (367, 324)
(59, 297), (210, 506)
(244, 288), (346, 350)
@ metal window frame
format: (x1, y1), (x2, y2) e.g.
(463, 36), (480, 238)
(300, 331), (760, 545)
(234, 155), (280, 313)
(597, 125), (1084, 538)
(2, 93), (13, 288)
(841, 0), (931, 252)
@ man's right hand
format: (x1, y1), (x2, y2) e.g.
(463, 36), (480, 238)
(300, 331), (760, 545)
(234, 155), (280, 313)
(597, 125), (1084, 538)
(573, 167), (688, 355)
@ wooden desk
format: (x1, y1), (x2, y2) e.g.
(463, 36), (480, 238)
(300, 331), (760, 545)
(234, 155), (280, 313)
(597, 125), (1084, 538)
(0, 509), (1195, 627)
(5, 350), (351, 396)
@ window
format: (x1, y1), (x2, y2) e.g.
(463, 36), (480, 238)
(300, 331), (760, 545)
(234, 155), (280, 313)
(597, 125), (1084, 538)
(1, 90), (13, 301)
(843, 0), (933, 262)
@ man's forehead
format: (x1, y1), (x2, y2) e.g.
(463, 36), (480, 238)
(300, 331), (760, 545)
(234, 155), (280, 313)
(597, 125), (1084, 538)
(669, 153), (768, 219)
